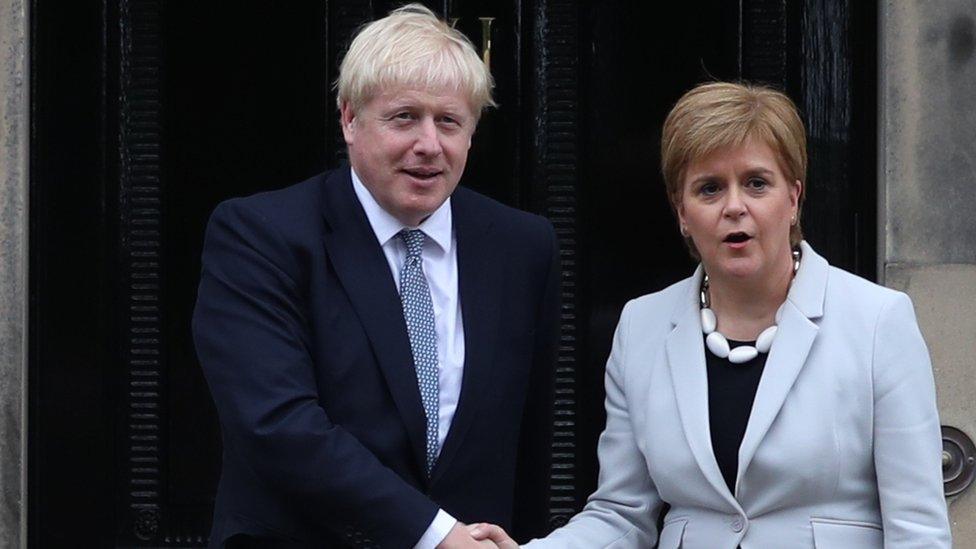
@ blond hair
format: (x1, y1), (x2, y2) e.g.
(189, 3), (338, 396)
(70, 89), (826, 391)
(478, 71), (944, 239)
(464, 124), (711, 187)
(336, 4), (496, 115)
(661, 82), (807, 257)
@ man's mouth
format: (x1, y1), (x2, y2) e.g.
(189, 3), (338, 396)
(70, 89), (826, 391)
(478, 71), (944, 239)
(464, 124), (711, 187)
(723, 232), (751, 244)
(402, 167), (442, 181)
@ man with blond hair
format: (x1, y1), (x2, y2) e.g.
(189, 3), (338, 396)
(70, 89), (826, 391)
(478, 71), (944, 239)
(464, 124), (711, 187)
(193, 4), (559, 548)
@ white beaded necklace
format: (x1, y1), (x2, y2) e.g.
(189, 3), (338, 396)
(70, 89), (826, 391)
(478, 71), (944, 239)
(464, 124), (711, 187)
(700, 249), (800, 364)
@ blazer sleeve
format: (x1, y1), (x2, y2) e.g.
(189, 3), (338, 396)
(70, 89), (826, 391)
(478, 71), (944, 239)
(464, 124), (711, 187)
(871, 292), (952, 547)
(524, 300), (662, 548)
(192, 200), (439, 547)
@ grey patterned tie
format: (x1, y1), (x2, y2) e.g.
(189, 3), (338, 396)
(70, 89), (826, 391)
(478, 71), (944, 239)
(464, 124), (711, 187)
(398, 229), (440, 475)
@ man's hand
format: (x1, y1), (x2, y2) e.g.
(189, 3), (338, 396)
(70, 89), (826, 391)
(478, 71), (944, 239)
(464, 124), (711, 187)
(468, 523), (519, 549)
(436, 522), (499, 548)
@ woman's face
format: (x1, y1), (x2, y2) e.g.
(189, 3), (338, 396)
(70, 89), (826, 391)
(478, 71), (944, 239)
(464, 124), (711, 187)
(678, 137), (801, 284)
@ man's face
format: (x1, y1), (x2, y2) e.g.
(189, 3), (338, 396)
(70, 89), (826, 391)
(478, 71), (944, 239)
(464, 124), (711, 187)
(341, 87), (477, 227)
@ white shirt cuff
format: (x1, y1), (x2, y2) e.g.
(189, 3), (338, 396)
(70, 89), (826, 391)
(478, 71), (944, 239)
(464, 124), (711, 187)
(413, 509), (457, 549)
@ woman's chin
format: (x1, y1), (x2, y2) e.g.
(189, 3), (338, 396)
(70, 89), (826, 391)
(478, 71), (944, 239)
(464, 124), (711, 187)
(711, 257), (763, 281)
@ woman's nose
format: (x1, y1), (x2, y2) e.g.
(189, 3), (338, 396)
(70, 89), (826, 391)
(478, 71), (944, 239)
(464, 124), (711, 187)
(723, 187), (747, 218)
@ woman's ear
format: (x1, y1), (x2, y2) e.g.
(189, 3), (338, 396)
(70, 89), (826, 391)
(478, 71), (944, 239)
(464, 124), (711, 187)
(791, 179), (802, 210)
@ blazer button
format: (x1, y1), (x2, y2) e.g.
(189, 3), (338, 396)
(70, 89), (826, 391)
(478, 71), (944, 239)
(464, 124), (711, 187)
(731, 517), (744, 532)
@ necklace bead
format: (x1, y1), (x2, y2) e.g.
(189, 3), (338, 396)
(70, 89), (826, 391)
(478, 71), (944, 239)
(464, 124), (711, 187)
(705, 330), (731, 358)
(755, 325), (778, 353)
(701, 308), (717, 333)
(729, 345), (759, 364)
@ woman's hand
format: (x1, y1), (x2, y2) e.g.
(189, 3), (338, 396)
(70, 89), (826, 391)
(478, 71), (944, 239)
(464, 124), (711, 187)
(467, 523), (519, 549)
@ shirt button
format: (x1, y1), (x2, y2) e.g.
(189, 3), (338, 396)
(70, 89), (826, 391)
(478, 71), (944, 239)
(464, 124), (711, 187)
(731, 517), (744, 532)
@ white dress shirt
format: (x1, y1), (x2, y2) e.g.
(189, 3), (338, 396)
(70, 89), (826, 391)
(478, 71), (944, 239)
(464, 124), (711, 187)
(351, 168), (462, 549)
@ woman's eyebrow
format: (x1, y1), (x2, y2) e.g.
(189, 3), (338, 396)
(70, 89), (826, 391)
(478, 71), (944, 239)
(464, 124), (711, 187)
(743, 167), (776, 177)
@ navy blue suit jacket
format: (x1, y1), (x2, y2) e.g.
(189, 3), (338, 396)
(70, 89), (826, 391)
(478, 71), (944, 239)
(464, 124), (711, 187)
(193, 168), (560, 547)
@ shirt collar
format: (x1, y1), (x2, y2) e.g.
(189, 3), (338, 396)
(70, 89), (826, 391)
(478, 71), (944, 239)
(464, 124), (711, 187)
(350, 167), (453, 253)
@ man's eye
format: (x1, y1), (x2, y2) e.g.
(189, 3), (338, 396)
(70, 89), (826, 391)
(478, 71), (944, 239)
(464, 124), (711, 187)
(439, 116), (460, 126)
(392, 112), (414, 120)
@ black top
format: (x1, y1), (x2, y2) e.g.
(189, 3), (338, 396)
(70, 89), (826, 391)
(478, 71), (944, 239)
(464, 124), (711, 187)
(705, 336), (768, 494)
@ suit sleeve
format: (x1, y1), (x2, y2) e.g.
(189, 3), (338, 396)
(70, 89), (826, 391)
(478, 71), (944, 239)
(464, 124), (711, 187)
(524, 300), (662, 548)
(871, 292), (952, 547)
(192, 200), (439, 547)
(512, 220), (560, 541)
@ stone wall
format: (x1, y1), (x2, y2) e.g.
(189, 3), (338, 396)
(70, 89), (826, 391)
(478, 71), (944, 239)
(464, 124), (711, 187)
(881, 0), (976, 543)
(0, 0), (29, 546)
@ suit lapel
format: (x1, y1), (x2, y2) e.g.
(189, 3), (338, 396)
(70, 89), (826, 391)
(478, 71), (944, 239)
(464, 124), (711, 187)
(430, 189), (498, 484)
(735, 241), (827, 488)
(666, 268), (742, 511)
(319, 169), (428, 475)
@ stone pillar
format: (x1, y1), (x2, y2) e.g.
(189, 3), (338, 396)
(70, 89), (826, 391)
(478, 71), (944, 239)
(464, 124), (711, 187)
(880, 0), (976, 543)
(0, 0), (29, 546)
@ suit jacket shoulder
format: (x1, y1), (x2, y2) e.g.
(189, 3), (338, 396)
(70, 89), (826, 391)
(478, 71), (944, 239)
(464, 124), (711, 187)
(212, 170), (330, 240)
(823, 264), (905, 313)
(205, 169), (364, 294)
(451, 186), (556, 248)
(621, 273), (697, 333)
(627, 276), (693, 311)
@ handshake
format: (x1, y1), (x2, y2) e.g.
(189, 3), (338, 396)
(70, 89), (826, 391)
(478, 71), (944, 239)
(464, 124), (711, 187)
(436, 522), (520, 549)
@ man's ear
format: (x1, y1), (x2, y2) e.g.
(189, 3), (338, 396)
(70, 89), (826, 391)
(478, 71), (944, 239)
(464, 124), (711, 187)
(340, 101), (356, 145)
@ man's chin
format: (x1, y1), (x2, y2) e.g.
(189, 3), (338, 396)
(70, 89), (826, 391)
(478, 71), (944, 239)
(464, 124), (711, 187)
(393, 201), (443, 227)
(398, 188), (454, 212)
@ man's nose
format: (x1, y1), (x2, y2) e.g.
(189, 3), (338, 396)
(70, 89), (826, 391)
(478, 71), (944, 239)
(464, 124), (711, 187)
(413, 118), (443, 156)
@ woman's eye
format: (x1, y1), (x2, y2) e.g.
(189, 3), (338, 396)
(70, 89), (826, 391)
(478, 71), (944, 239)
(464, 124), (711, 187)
(747, 178), (768, 190)
(700, 182), (720, 196)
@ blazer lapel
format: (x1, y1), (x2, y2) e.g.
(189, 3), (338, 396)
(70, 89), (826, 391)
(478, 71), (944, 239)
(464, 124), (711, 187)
(736, 241), (827, 488)
(319, 169), (428, 475)
(666, 267), (742, 511)
(430, 189), (498, 484)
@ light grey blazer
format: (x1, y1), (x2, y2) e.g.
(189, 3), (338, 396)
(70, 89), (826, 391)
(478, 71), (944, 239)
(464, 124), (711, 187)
(526, 242), (951, 548)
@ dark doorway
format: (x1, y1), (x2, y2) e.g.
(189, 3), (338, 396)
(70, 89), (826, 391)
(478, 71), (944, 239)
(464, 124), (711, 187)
(28, 1), (876, 545)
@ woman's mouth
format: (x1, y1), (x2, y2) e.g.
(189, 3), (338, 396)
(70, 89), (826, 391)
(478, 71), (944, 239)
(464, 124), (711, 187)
(723, 232), (752, 248)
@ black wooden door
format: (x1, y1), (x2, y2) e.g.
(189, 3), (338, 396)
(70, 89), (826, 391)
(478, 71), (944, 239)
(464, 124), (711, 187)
(28, 1), (876, 545)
